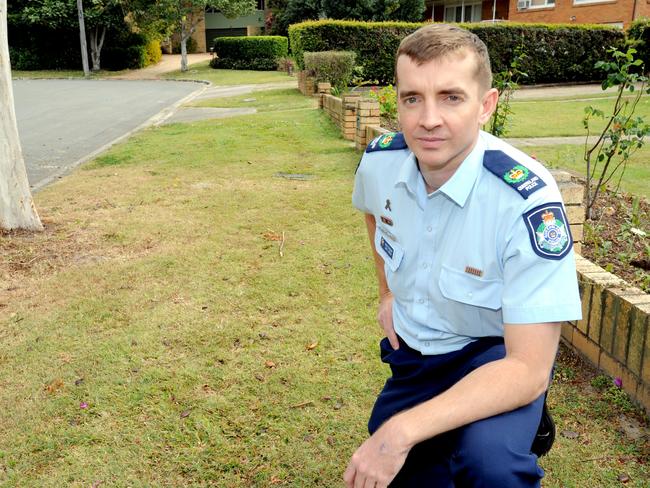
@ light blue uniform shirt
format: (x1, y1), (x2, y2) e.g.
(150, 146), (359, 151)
(353, 131), (582, 355)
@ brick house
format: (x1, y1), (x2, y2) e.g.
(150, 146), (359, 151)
(425, 0), (650, 27)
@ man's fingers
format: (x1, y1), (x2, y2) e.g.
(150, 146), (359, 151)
(343, 463), (355, 488)
(387, 328), (400, 350)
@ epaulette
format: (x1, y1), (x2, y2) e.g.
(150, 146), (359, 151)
(365, 132), (408, 153)
(483, 150), (546, 199)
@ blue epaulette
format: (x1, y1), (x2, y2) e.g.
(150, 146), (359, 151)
(365, 132), (408, 153)
(483, 150), (546, 199)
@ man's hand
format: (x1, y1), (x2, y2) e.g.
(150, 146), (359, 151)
(378, 292), (399, 350)
(343, 418), (411, 488)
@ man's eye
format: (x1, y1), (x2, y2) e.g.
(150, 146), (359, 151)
(405, 96), (418, 104)
(447, 95), (462, 103)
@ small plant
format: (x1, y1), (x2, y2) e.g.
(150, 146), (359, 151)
(583, 47), (650, 220)
(591, 374), (612, 390)
(368, 84), (397, 119)
(591, 375), (635, 412)
(488, 47), (527, 137)
(277, 57), (295, 75)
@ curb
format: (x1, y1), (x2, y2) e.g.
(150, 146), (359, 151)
(31, 81), (209, 193)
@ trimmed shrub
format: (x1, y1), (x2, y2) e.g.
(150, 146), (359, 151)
(211, 36), (289, 71)
(304, 51), (356, 91)
(102, 33), (149, 70)
(289, 20), (626, 85)
(145, 39), (162, 67)
(627, 18), (650, 72)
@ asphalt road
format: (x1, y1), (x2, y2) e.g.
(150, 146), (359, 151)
(12, 79), (204, 191)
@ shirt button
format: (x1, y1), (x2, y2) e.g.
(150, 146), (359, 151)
(424, 341), (430, 347)
(418, 298), (424, 304)
(427, 226), (433, 232)
(422, 263), (428, 269)
(468, 292), (473, 298)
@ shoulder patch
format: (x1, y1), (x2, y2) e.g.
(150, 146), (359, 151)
(365, 132), (408, 153)
(483, 150), (546, 199)
(523, 203), (573, 260)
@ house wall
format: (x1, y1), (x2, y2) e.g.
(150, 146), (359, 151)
(507, 0), (647, 27)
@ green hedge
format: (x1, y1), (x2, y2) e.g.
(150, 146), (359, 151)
(627, 18), (650, 72)
(289, 20), (626, 85)
(211, 36), (289, 71)
(304, 51), (356, 91)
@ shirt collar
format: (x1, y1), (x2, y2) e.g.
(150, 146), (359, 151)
(394, 133), (486, 208)
(395, 152), (421, 197)
(437, 134), (486, 208)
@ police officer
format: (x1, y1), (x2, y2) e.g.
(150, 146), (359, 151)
(344, 24), (582, 488)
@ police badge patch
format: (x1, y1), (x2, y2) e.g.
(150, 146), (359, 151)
(523, 203), (573, 260)
(365, 132), (408, 153)
(483, 150), (546, 199)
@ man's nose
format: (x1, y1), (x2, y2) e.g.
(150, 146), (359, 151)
(420, 100), (442, 131)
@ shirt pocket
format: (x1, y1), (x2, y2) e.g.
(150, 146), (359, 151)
(374, 228), (404, 272)
(438, 265), (503, 310)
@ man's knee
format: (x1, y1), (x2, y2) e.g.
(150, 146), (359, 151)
(452, 443), (542, 487)
(451, 419), (543, 487)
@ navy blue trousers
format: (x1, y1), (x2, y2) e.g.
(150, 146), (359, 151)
(368, 336), (545, 488)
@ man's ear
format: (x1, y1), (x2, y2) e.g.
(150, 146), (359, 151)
(478, 88), (499, 125)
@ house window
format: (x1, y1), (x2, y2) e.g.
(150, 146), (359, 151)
(573, 0), (614, 4)
(444, 2), (482, 22)
(518, 0), (554, 9)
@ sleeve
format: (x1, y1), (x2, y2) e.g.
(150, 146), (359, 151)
(352, 155), (372, 213)
(500, 195), (583, 325)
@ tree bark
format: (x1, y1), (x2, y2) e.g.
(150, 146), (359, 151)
(180, 19), (188, 72)
(76, 0), (90, 76)
(90, 26), (106, 71)
(0, 0), (43, 231)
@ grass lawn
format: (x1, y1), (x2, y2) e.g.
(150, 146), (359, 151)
(164, 61), (294, 85)
(190, 88), (315, 112)
(0, 84), (647, 486)
(520, 143), (650, 199)
(501, 95), (650, 138)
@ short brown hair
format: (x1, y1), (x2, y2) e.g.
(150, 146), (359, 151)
(395, 24), (492, 92)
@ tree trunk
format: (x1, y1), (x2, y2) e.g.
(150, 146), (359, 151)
(76, 0), (90, 77)
(0, 0), (43, 231)
(180, 21), (188, 72)
(89, 26), (106, 72)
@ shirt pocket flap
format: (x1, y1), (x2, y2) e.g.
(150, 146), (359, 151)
(439, 265), (503, 310)
(374, 230), (404, 272)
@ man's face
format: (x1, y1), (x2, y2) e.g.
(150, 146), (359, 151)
(396, 50), (497, 176)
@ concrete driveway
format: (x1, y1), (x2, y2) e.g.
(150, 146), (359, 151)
(13, 79), (205, 191)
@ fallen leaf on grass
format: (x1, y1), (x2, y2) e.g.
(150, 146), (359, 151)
(306, 342), (318, 351)
(180, 409), (191, 419)
(91, 481), (103, 488)
(255, 373), (265, 382)
(74, 378), (84, 386)
(270, 476), (283, 484)
(45, 378), (64, 394)
(262, 231), (283, 242)
(561, 430), (579, 439)
(290, 400), (313, 409)
(617, 473), (630, 483)
(327, 436), (335, 446)
(58, 353), (72, 364)
(265, 360), (276, 369)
